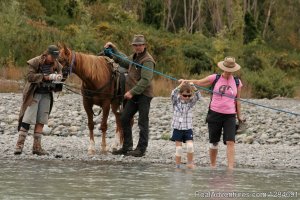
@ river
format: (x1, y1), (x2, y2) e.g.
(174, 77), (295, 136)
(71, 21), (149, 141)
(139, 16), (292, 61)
(0, 160), (299, 199)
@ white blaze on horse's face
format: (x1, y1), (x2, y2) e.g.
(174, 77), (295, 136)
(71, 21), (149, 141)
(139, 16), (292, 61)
(132, 44), (145, 54)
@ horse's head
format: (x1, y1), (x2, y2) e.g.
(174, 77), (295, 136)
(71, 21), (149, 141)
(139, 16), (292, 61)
(58, 43), (74, 78)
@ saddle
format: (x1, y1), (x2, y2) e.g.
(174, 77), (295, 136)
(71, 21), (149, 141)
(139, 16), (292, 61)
(104, 57), (127, 103)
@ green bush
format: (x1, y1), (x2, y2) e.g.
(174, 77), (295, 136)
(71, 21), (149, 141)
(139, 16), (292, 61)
(249, 67), (295, 98)
(243, 49), (263, 71)
(273, 52), (300, 71)
(183, 46), (215, 74)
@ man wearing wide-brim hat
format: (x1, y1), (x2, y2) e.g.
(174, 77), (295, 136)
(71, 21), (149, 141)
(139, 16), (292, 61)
(178, 56), (245, 170)
(104, 34), (156, 157)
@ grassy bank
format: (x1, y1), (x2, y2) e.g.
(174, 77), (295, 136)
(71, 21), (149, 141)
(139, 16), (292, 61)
(2, 67), (295, 99)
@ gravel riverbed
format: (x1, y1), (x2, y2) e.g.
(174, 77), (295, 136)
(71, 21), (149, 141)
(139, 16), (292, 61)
(0, 93), (299, 170)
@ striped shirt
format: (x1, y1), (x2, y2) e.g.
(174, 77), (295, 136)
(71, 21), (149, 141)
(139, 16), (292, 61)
(171, 88), (201, 130)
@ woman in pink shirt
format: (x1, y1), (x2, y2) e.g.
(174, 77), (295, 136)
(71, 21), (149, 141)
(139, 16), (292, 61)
(180, 57), (244, 170)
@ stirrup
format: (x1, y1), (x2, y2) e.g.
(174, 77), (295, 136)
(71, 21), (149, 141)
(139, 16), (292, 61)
(116, 105), (123, 114)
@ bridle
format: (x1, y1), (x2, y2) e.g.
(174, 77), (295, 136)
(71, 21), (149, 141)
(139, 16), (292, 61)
(59, 49), (76, 77)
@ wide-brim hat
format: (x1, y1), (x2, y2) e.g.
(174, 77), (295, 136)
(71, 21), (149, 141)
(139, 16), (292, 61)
(217, 57), (241, 72)
(131, 34), (146, 45)
(47, 45), (60, 58)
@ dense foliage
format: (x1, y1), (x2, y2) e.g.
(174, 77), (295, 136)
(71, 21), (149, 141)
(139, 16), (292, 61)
(0, 0), (299, 98)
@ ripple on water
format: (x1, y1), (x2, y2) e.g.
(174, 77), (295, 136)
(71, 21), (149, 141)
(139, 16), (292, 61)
(0, 160), (299, 199)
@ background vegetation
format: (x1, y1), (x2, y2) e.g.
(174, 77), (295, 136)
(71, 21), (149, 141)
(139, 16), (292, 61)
(0, 0), (299, 98)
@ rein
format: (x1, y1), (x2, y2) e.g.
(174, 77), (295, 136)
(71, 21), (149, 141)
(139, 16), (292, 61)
(69, 51), (76, 75)
(81, 75), (114, 98)
(62, 83), (122, 117)
(62, 83), (123, 99)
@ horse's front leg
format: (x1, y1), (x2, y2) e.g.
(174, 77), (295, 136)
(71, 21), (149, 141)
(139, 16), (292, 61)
(111, 103), (123, 151)
(83, 101), (96, 155)
(100, 103), (110, 154)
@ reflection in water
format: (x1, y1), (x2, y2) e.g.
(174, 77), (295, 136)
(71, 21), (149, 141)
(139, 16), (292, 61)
(0, 160), (299, 199)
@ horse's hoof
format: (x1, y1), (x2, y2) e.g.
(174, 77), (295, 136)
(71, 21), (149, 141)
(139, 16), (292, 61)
(100, 149), (108, 155)
(112, 147), (118, 152)
(88, 149), (96, 156)
(111, 143), (121, 152)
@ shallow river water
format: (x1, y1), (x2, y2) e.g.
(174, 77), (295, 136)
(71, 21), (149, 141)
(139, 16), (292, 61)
(0, 160), (299, 200)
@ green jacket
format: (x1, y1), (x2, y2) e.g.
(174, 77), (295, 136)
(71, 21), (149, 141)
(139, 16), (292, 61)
(116, 49), (155, 97)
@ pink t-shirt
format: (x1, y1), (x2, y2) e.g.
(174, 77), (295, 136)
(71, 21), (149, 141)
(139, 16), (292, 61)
(208, 74), (243, 114)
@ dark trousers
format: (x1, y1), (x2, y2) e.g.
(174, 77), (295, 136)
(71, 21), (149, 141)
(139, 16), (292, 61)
(121, 94), (152, 152)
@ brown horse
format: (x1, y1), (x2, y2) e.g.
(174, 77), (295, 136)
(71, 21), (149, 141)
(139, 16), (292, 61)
(58, 44), (123, 155)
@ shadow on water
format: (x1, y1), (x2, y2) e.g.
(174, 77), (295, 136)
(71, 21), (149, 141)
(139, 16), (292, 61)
(0, 159), (299, 199)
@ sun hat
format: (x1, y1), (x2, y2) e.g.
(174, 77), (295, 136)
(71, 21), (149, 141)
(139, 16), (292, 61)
(131, 35), (146, 45)
(217, 57), (241, 72)
(47, 45), (60, 58)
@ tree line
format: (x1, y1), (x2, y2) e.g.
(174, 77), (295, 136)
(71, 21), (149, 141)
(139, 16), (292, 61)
(0, 0), (299, 98)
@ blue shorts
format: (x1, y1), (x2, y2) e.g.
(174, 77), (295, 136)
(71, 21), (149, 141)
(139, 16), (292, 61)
(170, 129), (193, 143)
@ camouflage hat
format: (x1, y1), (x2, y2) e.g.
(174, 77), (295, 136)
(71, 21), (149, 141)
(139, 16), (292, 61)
(131, 35), (146, 45)
(47, 45), (59, 58)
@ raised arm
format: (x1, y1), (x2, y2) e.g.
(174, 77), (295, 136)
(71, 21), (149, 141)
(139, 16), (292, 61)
(178, 76), (211, 87)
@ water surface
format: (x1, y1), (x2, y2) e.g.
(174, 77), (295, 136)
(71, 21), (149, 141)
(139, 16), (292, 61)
(0, 160), (299, 199)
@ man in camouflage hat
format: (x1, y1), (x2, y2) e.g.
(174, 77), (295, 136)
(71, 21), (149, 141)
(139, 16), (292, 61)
(104, 34), (155, 157)
(14, 45), (64, 156)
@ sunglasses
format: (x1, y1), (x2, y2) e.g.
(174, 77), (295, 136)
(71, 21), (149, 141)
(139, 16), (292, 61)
(182, 94), (192, 98)
(133, 44), (144, 47)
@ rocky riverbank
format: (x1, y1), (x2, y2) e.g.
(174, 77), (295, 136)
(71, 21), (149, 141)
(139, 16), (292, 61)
(0, 93), (299, 169)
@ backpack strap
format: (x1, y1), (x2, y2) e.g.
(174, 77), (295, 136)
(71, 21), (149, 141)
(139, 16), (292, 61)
(234, 76), (240, 88)
(211, 74), (221, 92)
(208, 74), (221, 109)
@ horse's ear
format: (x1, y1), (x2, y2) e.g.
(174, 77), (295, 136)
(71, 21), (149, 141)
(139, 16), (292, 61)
(57, 42), (63, 49)
(59, 42), (70, 56)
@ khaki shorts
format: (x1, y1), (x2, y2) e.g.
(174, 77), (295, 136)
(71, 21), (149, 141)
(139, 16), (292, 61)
(22, 93), (51, 125)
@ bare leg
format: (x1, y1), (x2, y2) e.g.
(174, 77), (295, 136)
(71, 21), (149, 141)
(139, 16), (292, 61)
(226, 141), (235, 170)
(186, 140), (195, 169)
(34, 123), (44, 133)
(209, 148), (218, 168)
(175, 141), (182, 167)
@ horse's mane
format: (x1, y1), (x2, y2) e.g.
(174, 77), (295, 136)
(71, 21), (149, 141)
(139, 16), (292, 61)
(75, 52), (111, 85)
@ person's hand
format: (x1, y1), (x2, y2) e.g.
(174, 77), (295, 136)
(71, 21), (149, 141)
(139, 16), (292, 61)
(238, 116), (246, 122)
(49, 74), (63, 81)
(124, 91), (133, 100)
(178, 79), (187, 88)
(104, 48), (113, 56)
(190, 82), (197, 91)
(104, 42), (116, 49)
